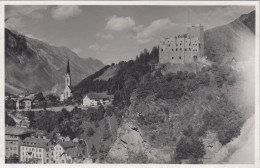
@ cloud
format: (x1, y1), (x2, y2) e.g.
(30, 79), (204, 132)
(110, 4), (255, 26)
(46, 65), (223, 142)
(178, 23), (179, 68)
(96, 32), (114, 40)
(5, 6), (47, 31)
(88, 44), (103, 51)
(135, 18), (176, 44)
(5, 5), (47, 18)
(52, 6), (82, 20)
(72, 48), (80, 55)
(106, 16), (136, 31)
(5, 17), (24, 30)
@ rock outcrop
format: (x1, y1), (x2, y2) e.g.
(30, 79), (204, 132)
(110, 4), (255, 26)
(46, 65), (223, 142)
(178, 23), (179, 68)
(108, 121), (171, 163)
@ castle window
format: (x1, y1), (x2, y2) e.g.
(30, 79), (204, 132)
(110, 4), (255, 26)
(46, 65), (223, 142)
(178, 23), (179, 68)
(180, 48), (182, 51)
(189, 43), (191, 46)
(176, 44), (178, 47)
(180, 43), (182, 46)
(176, 48), (178, 51)
(161, 49), (163, 52)
(179, 56), (181, 59)
(169, 44), (170, 47)
(172, 57), (174, 59)
(185, 48), (187, 51)
(199, 43), (201, 48)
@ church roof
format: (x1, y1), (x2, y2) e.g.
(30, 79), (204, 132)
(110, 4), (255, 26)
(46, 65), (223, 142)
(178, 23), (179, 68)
(66, 59), (70, 75)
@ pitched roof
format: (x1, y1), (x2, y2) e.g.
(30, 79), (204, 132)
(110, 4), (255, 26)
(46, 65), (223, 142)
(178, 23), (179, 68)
(59, 141), (76, 149)
(5, 127), (35, 136)
(66, 59), (70, 75)
(64, 147), (81, 158)
(21, 137), (50, 148)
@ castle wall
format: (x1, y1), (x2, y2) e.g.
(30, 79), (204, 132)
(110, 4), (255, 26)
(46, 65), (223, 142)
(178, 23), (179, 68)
(159, 24), (204, 65)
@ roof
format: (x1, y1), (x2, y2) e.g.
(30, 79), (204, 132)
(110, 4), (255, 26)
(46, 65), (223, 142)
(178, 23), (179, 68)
(66, 59), (70, 75)
(64, 147), (81, 158)
(21, 137), (50, 148)
(59, 141), (76, 149)
(5, 127), (35, 136)
(84, 92), (113, 100)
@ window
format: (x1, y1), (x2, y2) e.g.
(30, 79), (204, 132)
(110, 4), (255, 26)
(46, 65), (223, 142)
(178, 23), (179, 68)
(180, 48), (182, 51)
(172, 49), (174, 51)
(39, 149), (41, 152)
(176, 48), (178, 51)
(168, 44), (170, 47)
(179, 56), (181, 59)
(161, 49), (163, 52)
(47, 154), (49, 157)
(47, 159), (49, 163)
(172, 57), (174, 59)
(189, 48), (191, 51)
(180, 43), (182, 46)
(39, 154), (41, 157)
(62, 160), (64, 163)
(185, 48), (187, 51)
(36, 154), (38, 158)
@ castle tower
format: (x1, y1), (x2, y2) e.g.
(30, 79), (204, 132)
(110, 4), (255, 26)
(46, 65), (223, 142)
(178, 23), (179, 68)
(187, 24), (204, 58)
(65, 59), (71, 87)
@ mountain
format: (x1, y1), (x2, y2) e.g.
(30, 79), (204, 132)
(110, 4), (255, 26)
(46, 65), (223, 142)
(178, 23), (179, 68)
(71, 10), (255, 163)
(5, 28), (104, 94)
(204, 10), (255, 62)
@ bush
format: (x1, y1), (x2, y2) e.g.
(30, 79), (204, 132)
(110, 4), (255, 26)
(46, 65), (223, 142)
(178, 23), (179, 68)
(86, 127), (95, 137)
(176, 137), (205, 160)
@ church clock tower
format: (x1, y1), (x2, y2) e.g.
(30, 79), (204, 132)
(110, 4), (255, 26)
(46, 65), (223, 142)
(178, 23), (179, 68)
(60, 59), (72, 101)
(65, 59), (71, 87)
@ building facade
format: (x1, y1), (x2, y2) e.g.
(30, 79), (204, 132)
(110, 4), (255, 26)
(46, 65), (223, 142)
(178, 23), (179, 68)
(60, 59), (72, 101)
(20, 137), (52, 163)
(159, 24), (204, 64)
(5, 127), (34, 158)
(16, 99), (32, 111)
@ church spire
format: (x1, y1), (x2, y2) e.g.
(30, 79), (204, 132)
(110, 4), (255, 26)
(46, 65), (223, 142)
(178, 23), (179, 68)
(66, 58), (70, 75)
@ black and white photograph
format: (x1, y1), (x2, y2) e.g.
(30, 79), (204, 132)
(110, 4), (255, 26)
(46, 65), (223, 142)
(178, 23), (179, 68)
(3, 1), (259, 165)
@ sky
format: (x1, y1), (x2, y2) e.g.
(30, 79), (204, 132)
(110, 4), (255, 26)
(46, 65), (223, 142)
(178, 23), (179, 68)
(5, 5), (255, 65)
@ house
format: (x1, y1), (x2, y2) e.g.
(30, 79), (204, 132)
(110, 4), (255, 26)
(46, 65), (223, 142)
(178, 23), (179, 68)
(20, 137), (53, 164)
(82, 92), (113, 107)
(53, 141), (76, 164)
(60, 146), (84, 164)
(5, 127), (35, 159)
(16, 98), (32, 111)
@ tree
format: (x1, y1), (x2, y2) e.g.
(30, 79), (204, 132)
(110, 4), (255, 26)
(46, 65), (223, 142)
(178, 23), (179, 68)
(6, 154), (19, 163)
(90, 145), (97, 163)
(176, 137), (205, 160)
(5, 112), (16, 126)
(86, 127), (95, 137)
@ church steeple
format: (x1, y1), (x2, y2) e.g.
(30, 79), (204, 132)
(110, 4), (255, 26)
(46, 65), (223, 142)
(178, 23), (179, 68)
(66, 58), (70, 75)
(65, 58), (71, 87)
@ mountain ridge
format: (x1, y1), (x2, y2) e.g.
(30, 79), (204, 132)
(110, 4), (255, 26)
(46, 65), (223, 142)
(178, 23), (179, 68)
(5, 28), (104, 94)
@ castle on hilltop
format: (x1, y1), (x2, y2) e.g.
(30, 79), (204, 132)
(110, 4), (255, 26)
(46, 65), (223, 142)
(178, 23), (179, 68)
(159, 24), (204, 64)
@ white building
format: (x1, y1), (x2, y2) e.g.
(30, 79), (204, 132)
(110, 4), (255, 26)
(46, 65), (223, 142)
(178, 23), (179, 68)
(82, 92), (113, 107)
(20, 137), (50, 164)
(60, 59), (72, 101)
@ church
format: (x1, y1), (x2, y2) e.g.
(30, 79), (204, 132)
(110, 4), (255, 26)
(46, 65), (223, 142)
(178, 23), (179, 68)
(60, 59), (72, 101)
